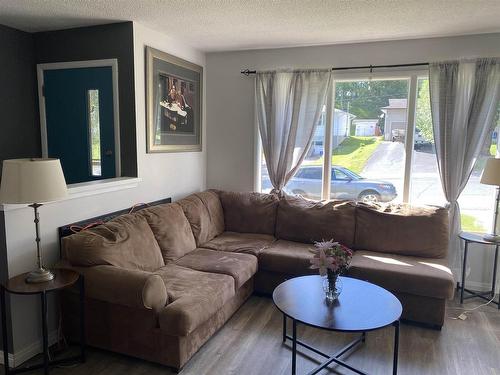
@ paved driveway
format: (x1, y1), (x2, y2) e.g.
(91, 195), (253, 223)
(363, 141), (437, 176)
(361, 141), (495, 231)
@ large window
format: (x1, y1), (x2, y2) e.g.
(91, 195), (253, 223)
(257, 70), (498, 232)
(330, 79), (408, 203)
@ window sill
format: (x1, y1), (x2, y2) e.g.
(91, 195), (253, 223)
(67, 177), (142, 199)
(0, 177), (141, 212)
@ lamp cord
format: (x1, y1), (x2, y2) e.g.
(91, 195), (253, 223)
(449, 294), (497, 320)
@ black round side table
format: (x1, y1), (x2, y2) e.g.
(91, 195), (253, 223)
(1, 269), (85, 375)
(459, 232), (500, 308)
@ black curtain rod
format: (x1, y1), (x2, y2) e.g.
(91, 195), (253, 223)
(240, 62), (429, 76)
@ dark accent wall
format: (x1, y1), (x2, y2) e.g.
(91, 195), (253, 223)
(0, 21), (138, 352)
(0, 24), (36, 351)
(0, 211), (13, 352)
(34, 22), (137, 177)
(0, 25), (41, 181)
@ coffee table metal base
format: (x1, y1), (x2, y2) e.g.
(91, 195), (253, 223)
(283, 315), (399, 375)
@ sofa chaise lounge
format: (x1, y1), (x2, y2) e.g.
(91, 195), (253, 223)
(59, 190), (455, 371)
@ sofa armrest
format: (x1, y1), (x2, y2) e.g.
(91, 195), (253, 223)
(58, 262), (168, 310)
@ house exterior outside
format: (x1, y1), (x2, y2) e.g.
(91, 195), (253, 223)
(353, 118), (379, 136)
(309, 107), (355, 156)
(381, 99), (408, 141)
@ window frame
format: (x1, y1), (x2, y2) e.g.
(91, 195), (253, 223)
(37, 59), (121, 185)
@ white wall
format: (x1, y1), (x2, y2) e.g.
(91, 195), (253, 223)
(132, 22), (207, 201)
(1, 21), (206, 356)
(205, 33), (500, 290)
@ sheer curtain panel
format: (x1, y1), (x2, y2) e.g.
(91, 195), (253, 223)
(255, 70), (332, 194)
(429, 58), (500, 276)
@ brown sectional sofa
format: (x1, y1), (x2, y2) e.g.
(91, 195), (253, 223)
(59, 190), (454, 371)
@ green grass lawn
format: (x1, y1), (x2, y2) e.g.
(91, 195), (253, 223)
(461, 213), (486, 233)
(305, 136), (382, 174)
(92, 142), (101, 160)
(332, 136), (382, 173)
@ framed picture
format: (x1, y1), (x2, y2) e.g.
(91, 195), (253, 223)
(146, 46), (203, 152)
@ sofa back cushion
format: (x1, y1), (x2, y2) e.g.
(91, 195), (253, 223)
(62, 213), (164, 271)
(177, 190), (225, 246)
(275, 195), (356, 247)
(139, 203), (197, 262)
(354, 203), (449, 258)
(218, 191), (279, 235)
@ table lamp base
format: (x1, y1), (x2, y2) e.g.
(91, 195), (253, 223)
(483, 233), (500, 242)
(26, 268), (55, 283)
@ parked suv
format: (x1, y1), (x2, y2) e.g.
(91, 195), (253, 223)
(262, 165), (397, 202)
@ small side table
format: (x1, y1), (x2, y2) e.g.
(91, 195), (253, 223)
(459, 232), (500, 308)
(1, 269), (85, 374)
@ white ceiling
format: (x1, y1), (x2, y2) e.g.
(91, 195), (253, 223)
(1, 0), (499, 52)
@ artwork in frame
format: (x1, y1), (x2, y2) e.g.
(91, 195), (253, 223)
(146, 46), (203, 152)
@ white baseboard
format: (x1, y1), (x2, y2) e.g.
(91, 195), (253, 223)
(0, 330), (58, 367)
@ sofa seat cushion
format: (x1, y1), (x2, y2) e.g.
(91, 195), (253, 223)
(175, 248), (257, 289)
(139, 203), (197, 262)
(348, 251), (455, 299)
(156, 264), (235, 336)
(177, 190), (225, 246)
(258, 240), (317, 276)
(201, 231), (275, 256)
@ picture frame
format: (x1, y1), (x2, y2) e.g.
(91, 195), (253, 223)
(146, 46), (203, 153)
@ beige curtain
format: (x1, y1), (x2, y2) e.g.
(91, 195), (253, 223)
(255, 70), (332, 194)
(429, 58), (500, 276)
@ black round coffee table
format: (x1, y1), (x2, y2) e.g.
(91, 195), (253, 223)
(273, 275), (402, 375)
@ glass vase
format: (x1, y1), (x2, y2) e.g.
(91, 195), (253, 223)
(322, 272), (342, 302)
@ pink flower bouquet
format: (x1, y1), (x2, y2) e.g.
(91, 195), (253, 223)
(310, 240), (353, 277)
(310, 240), (353, 301)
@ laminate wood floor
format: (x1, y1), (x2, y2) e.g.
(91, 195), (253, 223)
(7, 295), (500, 375)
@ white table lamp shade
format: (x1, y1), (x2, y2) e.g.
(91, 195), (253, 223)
(481, 158), (500, 186)
(0, 158), (67, 204)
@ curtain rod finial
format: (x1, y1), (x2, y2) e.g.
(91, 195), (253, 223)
(241, 69), (255, 76)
